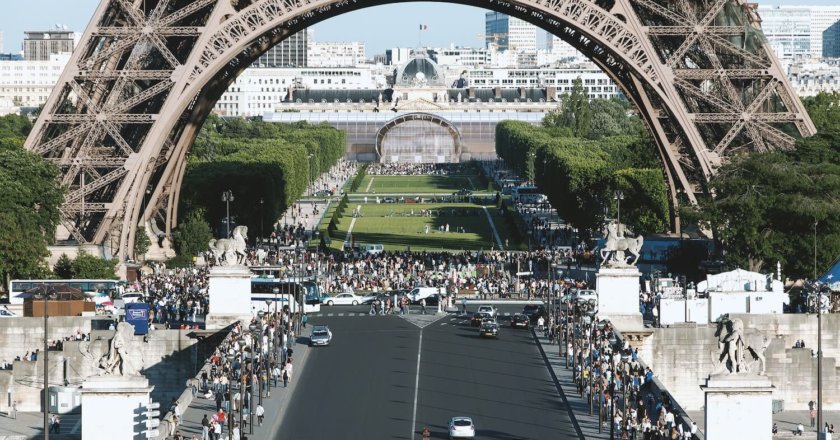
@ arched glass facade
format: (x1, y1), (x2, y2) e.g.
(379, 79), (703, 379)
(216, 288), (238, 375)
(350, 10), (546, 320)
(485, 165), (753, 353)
(376, 113), (461, 163)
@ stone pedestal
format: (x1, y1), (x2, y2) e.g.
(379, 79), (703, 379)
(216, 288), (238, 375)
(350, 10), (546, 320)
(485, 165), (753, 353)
(596, 266), (643, 328)
(81, 375), (154, 440)
(701, 374), (774, 440)
(206, 265), (252, 329)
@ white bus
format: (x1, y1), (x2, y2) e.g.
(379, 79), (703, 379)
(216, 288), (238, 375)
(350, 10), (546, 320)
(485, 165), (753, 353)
(250, 278), (321, 314)
(5, 279), (120, 305)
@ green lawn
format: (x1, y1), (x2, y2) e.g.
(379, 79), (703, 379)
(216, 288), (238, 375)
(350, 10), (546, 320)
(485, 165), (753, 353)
(356, 174), (485, 194)
(331, 203), (506, 252)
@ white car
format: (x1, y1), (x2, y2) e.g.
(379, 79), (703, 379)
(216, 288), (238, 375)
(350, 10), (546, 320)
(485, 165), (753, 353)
(0, 308), (15, 318)
(323, 292), (367, 306)
(448, 417), (475, 439)
(121, 292), (145, 304)
(477, 305), (497, 318)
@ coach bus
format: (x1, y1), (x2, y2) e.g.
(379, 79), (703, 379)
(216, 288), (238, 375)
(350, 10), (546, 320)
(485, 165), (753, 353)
(250, 277), (321, 314)
(5, 279), (120, 305)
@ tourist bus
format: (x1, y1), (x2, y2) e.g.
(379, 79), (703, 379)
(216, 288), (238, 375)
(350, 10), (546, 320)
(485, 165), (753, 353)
(250, 277), (321, 314)
(4, 279), (120, 305)
(512, 186), (548, 204)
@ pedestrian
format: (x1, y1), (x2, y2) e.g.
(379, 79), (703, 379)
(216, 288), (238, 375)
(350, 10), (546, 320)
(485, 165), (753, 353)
(421, 298), (427, 315)
(201, 414), (210, 440)
(215, 390), (223, 412)
(461, 297), (467, 314)
(53, 415), (61, 434)
(283, 361), (292, 387)
(10, 400), (16, 420)
(301, 313), (308, 329)
(256, 403), (265, 426)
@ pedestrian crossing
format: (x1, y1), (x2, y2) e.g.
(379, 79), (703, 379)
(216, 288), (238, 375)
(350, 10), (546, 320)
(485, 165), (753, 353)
(307, 311), (517, 319)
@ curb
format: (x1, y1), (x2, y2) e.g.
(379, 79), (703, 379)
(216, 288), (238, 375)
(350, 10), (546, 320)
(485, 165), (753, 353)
(531, 329), (586, 440)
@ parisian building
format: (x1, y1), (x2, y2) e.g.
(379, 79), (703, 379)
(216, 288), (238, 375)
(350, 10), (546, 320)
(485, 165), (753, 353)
(23, 29), (78, 61)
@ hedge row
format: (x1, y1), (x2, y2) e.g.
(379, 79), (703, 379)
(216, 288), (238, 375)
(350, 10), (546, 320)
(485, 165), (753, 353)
(496, 120), (670, 236)
(327, 194), (350, 237)
(181, 118), (346, 238)
(349, 163), (369, 193)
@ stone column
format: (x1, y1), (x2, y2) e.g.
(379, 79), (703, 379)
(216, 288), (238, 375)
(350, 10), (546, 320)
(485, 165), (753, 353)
(80, 375), (154, 439)
(206, 265), (253, 329)
(596, 266), (644, 328)
(701, 374), (774, 440)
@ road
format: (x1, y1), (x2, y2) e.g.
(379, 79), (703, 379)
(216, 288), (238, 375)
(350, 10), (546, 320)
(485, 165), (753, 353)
(280, 304), (580, 439)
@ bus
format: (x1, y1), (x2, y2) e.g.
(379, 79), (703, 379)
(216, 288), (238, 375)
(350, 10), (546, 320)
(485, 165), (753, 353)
(5, 279), (120, 305)
(250, 277), (321, 314)
(512, 186), (547, 204)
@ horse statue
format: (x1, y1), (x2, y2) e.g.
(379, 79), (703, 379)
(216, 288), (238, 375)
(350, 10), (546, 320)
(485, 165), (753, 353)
(599, 222), (644, 266)
(209, 225), (248, 266)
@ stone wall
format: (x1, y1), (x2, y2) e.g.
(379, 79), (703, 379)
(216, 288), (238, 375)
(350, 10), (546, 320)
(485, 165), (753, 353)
(0, 316), (91, 366)
(638, 313), (840, 411)
(0, 327), (208, 413)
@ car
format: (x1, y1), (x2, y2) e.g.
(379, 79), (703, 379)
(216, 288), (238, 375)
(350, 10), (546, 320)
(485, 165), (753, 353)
(121, 292), (145, 304)
(410, 293), (441, 306)
(323, 292), (368, 306)
(522, 304), (547, 322)
(382, 197), (396, 203)
(313, 189), (334, 197)
(511, 313), (529, 329)
(448, 416), (476, 439)
(0, 307), (15, 318)
(479, 321), (499, 338)
(309, 325), (332, 346)
(476, 305), (497, 318)
(470, 312), (491, 327)
(452, 188), (473, 196)
(407, 287), (438, 303)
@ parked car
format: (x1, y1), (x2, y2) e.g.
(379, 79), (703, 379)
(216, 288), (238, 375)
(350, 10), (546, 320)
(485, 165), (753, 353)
(452, 188), (473, 196)
(313, 189), (334, 197)
(476, 305), (497, 318)
(410, 294), (441, 306)
(322, 292), (369, 306)
(382, 197), (396, 203)
(448, 417), (476, 438)
(0, 307), (15, 318)
(510, 313), (529, 329)
(407, 287), (438, 303)
(479, 321), (499, 338)
(309, 325), (332, 346)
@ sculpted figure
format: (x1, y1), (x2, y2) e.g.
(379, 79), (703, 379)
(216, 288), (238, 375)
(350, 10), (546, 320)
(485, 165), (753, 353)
(208, 225), (248, 265)
(711, 317), (769, 375)
(600, 221), (643, 267)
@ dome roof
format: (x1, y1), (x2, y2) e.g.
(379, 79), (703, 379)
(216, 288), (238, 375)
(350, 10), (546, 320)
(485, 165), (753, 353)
(396, 54), (445, 87)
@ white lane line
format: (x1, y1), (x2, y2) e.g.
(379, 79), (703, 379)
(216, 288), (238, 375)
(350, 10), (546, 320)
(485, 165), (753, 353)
(327, 313), (334, 317)
(504, 312), (511, 316)
(338, 313), (345, 316)
(440, 323), (447, 326)
(343, 205), (362, 244)
(411, 329), (424, 439)
(481, 206), (504, 250)
(364, 176), (375, 192)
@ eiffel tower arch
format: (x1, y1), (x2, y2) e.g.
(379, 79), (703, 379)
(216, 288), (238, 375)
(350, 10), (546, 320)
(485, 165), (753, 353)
(25, 0), (815, 263)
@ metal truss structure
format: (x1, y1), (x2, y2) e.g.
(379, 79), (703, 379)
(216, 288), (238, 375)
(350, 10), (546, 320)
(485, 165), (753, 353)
(25, 0), (815, 262)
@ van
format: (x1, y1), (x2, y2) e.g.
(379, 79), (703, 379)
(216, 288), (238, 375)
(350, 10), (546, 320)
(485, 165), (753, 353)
(407, 287), (438, 302)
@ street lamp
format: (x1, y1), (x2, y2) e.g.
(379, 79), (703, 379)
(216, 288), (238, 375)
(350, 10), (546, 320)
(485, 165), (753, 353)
(614, 190), (625, 236)
(222, 190), (235, 238)
(307, 154), (315, 194)
(260, 198), (265, 241)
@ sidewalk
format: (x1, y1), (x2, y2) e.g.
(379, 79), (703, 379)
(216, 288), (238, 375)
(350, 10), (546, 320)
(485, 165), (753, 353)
(172, 337), (312, 439)
(532, 331), (609, 440)
(0, 412), (81, 439)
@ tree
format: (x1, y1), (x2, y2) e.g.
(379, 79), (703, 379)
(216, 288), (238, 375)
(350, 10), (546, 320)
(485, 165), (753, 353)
(173, 208), (214, 258)
(71, 251), (118, 279)
(0, 117), (63, 285)
(134, 226), (151, 259)
(544, 77), (592, 137)
(54, 254), (74, 278)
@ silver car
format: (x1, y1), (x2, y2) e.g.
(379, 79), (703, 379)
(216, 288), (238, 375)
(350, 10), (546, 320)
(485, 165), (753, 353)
(309, 325), (332, 346)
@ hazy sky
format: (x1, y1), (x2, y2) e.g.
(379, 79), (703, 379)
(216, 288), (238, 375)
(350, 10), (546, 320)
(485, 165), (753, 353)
(1, 0), (838, 55)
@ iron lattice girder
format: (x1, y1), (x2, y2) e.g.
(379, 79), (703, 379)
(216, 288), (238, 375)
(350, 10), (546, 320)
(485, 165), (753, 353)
(24, 0), (815, 261)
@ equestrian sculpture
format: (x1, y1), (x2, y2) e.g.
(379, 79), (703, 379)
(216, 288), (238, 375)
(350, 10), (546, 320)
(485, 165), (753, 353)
(208, 225), (248, 266)
(600, 221), (643, 267)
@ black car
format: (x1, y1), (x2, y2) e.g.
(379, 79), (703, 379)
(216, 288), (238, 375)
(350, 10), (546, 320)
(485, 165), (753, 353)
(479, 321), (499, 338)
(511, 313), (530, 329)
(522, 304), (547, 323)
(471, 312), (492, 327)
(453, 188), (473, 196)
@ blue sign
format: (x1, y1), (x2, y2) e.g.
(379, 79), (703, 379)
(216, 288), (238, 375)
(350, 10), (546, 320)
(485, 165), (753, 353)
(125, 303), (149, 335)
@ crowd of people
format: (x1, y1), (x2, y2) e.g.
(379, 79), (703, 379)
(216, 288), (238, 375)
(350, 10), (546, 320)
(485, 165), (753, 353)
(550, 302), (698, 439)
(366, 163), (472, 176)
(128, 264), (210, 329)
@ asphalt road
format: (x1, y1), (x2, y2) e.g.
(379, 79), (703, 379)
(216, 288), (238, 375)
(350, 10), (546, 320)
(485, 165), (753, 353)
(280, 304), (580, 440)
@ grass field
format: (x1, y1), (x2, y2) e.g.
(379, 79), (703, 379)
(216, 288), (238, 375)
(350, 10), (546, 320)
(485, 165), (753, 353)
(328, 203), (503, 251)
(356, 174), (485, 194)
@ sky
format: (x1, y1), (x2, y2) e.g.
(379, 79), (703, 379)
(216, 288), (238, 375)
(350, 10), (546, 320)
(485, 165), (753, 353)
(1, 0), (839, 55)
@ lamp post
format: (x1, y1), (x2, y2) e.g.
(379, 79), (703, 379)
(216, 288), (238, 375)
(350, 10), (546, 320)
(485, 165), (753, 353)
(222, 190), (235, 238)
(307, 154), (315, 195)
(614, 190), (624, 236)
(259, 198), (264, 241)
(42, 285), (51, 440)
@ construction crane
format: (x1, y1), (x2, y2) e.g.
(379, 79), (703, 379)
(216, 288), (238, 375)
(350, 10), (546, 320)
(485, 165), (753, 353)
(476, 33), (509, 50)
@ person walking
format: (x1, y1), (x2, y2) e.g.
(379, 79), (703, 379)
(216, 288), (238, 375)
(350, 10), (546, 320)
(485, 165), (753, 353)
(201, 414), (210, 440)
(420, 298), (427, 315)
(256, 403), (265, 426)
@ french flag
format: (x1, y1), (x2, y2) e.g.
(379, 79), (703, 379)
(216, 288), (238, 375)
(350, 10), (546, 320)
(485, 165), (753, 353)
(419, 24), (428, 30)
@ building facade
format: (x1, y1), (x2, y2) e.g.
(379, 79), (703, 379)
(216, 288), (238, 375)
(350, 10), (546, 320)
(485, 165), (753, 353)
(0, 53), (69, 109)
(253, 29), (308, 67)
(23, 29), (78, 61)
(484, 12), (537, 53)
(307, 41), (365, 67)
(757, 5), (840, 59)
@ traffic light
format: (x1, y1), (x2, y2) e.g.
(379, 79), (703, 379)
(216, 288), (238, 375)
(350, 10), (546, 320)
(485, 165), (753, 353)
(134, 401), (161, 439)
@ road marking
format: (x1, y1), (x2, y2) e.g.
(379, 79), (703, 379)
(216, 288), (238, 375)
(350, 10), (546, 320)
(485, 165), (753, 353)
(343, 205), (361, 243)
(504, 312), (511, 316)
(411, 329), (424, 439)
(327, 313), (334, 317)
(338, 313), (345, 316)
(440, 323), (447, 326)
(365, 176), (375, 192)
(481, 206), (504, 250)
(71, 416), (81, 434)
(449, 318), (456, 321)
